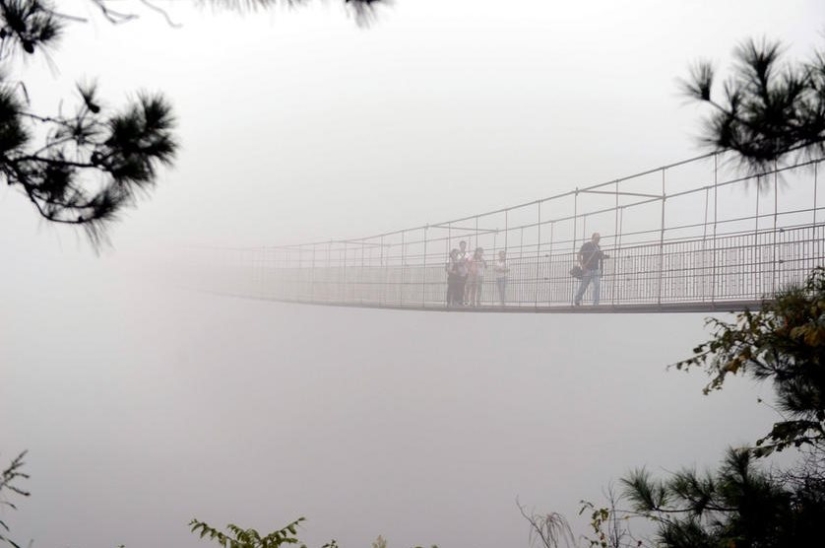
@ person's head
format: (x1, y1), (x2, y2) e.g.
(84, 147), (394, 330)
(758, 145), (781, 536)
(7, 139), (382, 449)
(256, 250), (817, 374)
(499, 250), (506, 260)
(591, 232), (601, 244)
(459, 240), (467, 251)
(450, 248), (459, 259)
(475, 247), (483, 257)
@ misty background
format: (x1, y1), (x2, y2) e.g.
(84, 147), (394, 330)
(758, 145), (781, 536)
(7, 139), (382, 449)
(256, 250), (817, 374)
(1, 1), (823, 547)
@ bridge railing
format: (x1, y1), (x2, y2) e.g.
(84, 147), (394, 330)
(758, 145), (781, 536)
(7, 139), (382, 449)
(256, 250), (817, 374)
(187, 151), (825, 312)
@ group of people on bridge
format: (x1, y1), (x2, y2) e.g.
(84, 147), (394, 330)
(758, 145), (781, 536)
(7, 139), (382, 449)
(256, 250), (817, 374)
(445, 240), (509, 307)
(444, 232), (608, 308)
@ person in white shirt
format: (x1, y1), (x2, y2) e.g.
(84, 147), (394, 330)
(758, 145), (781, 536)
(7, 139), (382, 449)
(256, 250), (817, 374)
(494, 250), (509, 306)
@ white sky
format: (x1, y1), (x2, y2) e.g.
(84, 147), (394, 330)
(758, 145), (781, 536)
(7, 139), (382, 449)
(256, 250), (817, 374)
(1, 1), (824, 547)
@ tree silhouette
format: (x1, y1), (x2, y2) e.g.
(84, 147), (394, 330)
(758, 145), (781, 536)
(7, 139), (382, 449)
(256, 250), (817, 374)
(623, 447), (824, 548)
(0, 451), (28, 548)
(0, 0), (388, 246)
(683, 38), (825, 177)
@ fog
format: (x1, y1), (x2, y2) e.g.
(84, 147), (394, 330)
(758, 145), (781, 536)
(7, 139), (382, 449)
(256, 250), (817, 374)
(2, 271), (777, 547)
(1, 1), (823, 547)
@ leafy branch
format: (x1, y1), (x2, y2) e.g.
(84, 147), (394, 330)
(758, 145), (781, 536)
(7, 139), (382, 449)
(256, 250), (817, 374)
(0, 451), (29, 548)
(682, 38), (825, 178)
(0, 0), (389, 246)
(189, 517), (321, 548)
(673, 267), (825, 455)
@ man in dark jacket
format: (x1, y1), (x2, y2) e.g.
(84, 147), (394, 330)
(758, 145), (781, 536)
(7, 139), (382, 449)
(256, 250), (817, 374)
(574, 232), (607, 306)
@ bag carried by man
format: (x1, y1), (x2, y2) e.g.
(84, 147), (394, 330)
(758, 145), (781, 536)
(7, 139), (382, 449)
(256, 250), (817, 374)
(571, 239), (606, 279)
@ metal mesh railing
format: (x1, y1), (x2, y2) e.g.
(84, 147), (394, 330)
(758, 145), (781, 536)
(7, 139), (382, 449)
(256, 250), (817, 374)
(186, 151), (825, 312)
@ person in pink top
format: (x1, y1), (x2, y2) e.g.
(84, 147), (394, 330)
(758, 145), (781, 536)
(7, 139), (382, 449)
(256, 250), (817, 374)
(466, 247), (487, 307)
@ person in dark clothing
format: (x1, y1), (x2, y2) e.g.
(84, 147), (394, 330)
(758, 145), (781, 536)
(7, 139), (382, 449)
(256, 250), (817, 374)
(445, 248), (462, 307)
(574, 232), (608, 306)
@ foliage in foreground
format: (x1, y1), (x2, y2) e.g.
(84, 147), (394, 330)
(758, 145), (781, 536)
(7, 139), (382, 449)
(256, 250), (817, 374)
(523, 447), (825, 547)
(1, 452), (438, 548)
(190, 518), (438, 548)
(190, 518), (330, 548)
(583, 267), (825, 547)
(0, 0), (387, 245)
(674, 266), (825, 455)
(683, 37), (825, 177)
(520, 265), (825, 547)
(0, 451), (29, 548)
(517, 500), (577, 548)
(613, 267), (825, 547)
(622, 447), (825, 548)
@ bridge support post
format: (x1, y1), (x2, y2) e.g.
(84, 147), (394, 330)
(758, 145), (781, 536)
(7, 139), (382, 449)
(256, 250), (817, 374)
(535, 201), (541, 309)
(612, 180), (619, 306)
(571, 189), (578, 306)
(657, 169), (666, 306)
(422, 226), (428, 308)
(380, 235), (386, 307)
(400, 230), (406, 307)
(311, 243), (317, 303)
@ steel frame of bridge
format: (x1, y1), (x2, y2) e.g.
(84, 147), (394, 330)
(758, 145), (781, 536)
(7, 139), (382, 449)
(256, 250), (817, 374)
(192, 150), (825, 313)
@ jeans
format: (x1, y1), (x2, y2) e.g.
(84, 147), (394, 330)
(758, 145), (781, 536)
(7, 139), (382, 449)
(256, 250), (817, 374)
(466, 275), (483, 306)
(457, 276), (467, 305)
(496, 277), (507, 305)
(446, 274), (461, 306)
(575, 268), (601, 305)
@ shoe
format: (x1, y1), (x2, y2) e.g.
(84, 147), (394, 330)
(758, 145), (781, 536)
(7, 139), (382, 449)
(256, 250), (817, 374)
(574, 300), (581, 306)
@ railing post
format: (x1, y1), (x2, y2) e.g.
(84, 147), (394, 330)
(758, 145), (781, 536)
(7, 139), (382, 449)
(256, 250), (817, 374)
(519, 226), (525, 306)
(327, 241), (332, 304)
(548, 221), (555, 306)
(422, 226), (428, 308)
(504, 209), (509, 251)
(380, 235), (385, 307)
(754, 174), (761, 299)
(618, 206), (625, 302)
(360, 240), (366, 305)
(535, 201), (541, 308)
(814, 162), (820, 275)
(504, 210), (509, 307)
(311, 243), (317, 303)
(446, 222), (452, 307)
(712, 153), (719, 303)
(572, 188), (579, 305)
(773, 158), (779, 294)
(612, 179), (619, 306)
(701, 185), (710, 302)
(657, 168), (666, 306)
(400, 230), (406, 307)
(295, 245), (302, 302)
(342, 241), (348, 304)
(815, 162), (819, 227)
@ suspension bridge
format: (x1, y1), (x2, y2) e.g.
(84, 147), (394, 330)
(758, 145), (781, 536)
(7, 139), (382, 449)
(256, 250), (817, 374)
(187, 150), (825, 313)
